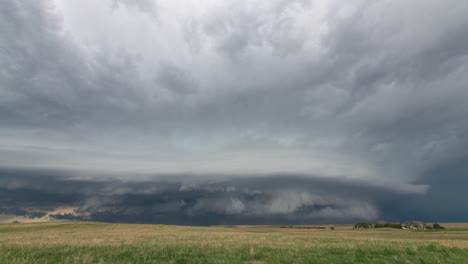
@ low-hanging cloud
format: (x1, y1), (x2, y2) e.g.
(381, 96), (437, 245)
(0, 168), (429, 225)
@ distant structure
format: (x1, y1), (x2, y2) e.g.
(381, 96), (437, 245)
(403, 221), (427, 230)
(402, 221), (445, 230)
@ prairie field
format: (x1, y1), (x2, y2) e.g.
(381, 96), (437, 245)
(1, 222), (468, 264)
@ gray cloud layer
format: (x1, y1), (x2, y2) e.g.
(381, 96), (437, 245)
(1, 0), (468, 223)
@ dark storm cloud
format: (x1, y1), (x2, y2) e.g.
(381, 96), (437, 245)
(0, 168), (428, 225)
(0, 0), (155, 131)
(2, 0), (467, 144)
(1, 0), (468, 223)
(392, 157), (468, 223)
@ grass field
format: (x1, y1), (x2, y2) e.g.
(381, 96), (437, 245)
(1, 222), (468, 263)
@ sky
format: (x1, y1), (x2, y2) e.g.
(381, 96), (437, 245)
(1, 0), (468, 225)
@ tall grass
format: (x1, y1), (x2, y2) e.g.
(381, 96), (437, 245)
(0, 222), (467, 263)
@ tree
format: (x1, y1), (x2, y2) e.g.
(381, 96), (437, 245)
(433, 223), (445, 229)
(353, 222), (372, 229)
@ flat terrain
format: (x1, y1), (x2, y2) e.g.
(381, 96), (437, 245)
(1, 222), (468, 263)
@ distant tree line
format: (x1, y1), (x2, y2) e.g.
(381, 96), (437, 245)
(353, 221), (445, 230)
(402, 221), (445, 230)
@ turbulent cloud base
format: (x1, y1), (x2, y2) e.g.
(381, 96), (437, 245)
(0, 168), (429, 225)
(1, 0), (468, 223)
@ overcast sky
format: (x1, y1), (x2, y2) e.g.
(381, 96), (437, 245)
(1, 0), (468, 224)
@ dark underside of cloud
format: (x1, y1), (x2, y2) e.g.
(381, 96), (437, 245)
(2, 167), (464, 225)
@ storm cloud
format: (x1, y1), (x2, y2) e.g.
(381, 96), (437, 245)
(1, 0), (468, 224)
(0, 168), (429, 225)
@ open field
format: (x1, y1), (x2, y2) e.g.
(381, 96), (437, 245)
(1, 222), (468, 263)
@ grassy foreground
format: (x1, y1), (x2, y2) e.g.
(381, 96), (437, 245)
(1, 222), (468, 263)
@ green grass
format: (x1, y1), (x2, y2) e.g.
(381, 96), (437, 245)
(0, 222), (467, 263)
(2, 243), (467, 264)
